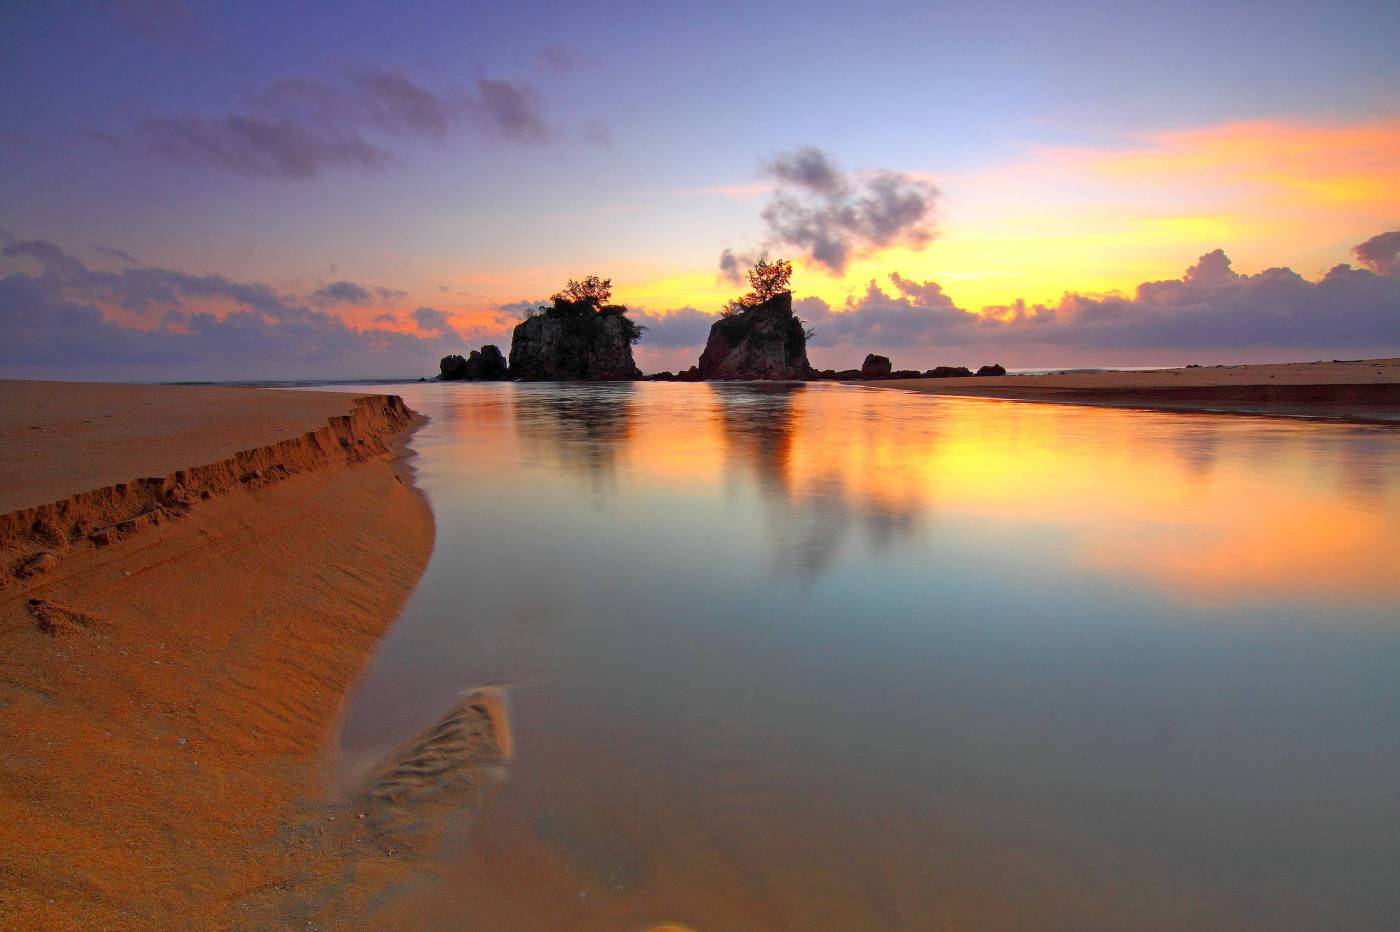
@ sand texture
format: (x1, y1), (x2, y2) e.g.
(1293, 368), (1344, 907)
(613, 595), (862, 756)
(0, 383), (437, 928)
(871, 357), (1400, 421)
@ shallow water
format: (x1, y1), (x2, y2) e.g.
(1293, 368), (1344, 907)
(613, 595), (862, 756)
(330, 381), (1400, 930)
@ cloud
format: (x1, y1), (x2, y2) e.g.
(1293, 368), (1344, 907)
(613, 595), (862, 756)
(309, 280), (407, 305)
(767, 146), (847, 196)
(138, 68), (552, 179)
(796, 237), (1400, 360)
(374, 312), (400, 324)
(472, 79), (548, 143)
(721, 147), (938, 275)
(1353, 230), (1400, 276)
(497, 298), (545, 320)
(0, 237), (459, 380)
(649, 231), (1400, 367)
(138, 115), (391, 179)
(411, 306), (452, 333)
(309, 280), (370, 305)
(718, 248), (754, 286)
(90, 244), (140, 265)
(628, 307), (716, 348)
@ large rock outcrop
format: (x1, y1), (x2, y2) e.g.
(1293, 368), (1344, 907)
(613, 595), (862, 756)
(697, 293), (812, 381)
(439, 345), (508, 381)
(508, 308), (641, 381)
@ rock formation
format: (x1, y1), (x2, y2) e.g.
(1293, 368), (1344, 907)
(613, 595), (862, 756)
(976, 363), (1007, 377)
(697, 292), (812, 381)
(439, 345), (508, 381)
(861, 354), (892, 378)
(925, 366), (973, 378)
(508, 307), (641, 381)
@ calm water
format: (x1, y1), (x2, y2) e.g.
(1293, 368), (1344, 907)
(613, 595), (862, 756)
(329, 381), (1400, 930)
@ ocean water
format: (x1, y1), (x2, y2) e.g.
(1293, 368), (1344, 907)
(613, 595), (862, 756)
(322, 381), (1400, 930)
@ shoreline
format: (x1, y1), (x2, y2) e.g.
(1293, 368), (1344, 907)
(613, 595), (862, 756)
(0, 383), (435, 927)
(862, 357), (1400, 424)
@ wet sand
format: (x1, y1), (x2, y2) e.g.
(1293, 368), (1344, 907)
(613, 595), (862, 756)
(0, 382), (439, 927)
(868, 357), (1400, 421)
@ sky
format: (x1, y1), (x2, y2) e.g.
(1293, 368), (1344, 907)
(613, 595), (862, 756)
(1, 0), (1397, 380)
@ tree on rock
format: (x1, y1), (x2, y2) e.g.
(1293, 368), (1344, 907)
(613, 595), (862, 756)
(554, 275), (613, 308)
(532, 274), (643, 344)
(509, 275), (645, 380)
(723, 258), (793, 315)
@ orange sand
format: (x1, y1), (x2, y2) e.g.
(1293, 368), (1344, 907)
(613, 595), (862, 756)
(0, 383), (434, 928)
(869, 357), (1400, 421)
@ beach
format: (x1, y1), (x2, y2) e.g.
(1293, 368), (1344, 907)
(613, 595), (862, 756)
(868, 357), (1400, 421)
(0, 382), (433, 927)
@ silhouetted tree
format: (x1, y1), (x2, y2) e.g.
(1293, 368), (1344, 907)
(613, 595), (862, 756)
(723, 258), (793, 315)
(535, 275), (645, 344)
(553, 275), (613, 308)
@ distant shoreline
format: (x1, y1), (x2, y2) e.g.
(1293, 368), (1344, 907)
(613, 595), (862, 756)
(862, 357), (1400, 424)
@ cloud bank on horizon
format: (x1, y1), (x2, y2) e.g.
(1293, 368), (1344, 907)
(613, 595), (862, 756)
(3, 229), (1396, 380)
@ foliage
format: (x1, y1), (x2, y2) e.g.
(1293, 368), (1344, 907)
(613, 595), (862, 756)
(552, 275), (612, 308)
(531, 274), (644, 343)
(722, 257), (793, 315)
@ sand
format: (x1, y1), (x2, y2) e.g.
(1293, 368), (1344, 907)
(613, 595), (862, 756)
(867, 357), (1400, 421)
(0, 382), (439, 928)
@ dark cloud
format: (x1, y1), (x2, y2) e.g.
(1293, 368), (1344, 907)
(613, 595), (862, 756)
(0, 238), (456, 380)
(90, 244), (140, 265)
(139, 69), (552, 179)
(411, 306), (452, 333)
(308, 280), (406, 305)
(720, 147), (938, 275)
(1353, 230), (1400, 276)
(717, 248), (749, 286)
(767, 147), (847, 196)
(310, 280), (370, 305)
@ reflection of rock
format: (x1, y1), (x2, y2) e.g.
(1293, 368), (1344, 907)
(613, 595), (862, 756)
(440, 345), (508, 381)
(510, 312), (641, 381)
(861, 354), (892, 378)
(698, 293), (812, 381)
(976, 363), (1007, 377)
(711, 383), (927, 583)
(512, 384), (636, 492)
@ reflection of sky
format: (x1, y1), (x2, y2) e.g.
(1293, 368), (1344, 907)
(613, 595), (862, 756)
(333, 382), (1400, 927)
(470, 381), (1400, 603)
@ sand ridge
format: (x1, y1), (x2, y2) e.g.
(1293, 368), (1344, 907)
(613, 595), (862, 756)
(0, 382), (435, 928)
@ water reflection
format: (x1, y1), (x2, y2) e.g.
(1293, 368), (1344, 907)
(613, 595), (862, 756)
(330, 382), (1400, 930)
(511, 383), (636, 496)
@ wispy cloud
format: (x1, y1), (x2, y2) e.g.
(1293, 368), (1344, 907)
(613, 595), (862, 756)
(137, 68), (555, 179)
